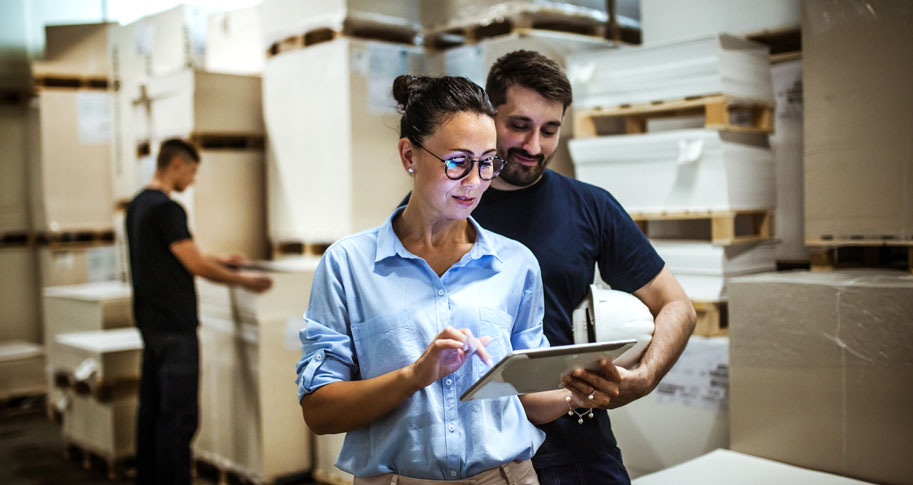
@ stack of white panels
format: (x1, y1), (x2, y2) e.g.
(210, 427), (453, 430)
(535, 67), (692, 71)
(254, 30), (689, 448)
(567, 34), (773, 109)
(262, 0), (421, 47)
(648, 241), (775, 301)
(264, 38), (423, 244)
(422, 0), (608, 31)
(42, 282), (133, 342)
(569, 130), (774, 214)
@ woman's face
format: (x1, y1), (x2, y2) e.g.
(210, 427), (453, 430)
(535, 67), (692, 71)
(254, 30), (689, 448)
(410, 112), (497, 222)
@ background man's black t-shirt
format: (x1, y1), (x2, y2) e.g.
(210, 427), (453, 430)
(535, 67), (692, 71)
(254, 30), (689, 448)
(125, 189), (198, 335)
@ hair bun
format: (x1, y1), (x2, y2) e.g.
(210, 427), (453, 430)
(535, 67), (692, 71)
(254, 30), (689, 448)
(392, 74), (432, 112)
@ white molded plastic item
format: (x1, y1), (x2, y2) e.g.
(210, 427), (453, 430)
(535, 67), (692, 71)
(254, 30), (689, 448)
(572, 286), (654, 368)
(570, 129), (775, 213)
(567, 34), (773, 109)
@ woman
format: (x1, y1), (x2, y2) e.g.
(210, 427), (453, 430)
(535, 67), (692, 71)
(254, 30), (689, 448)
(295, 75), (597, 484)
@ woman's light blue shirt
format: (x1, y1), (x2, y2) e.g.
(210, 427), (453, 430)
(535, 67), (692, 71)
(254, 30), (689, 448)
(296, 210), (548, 480)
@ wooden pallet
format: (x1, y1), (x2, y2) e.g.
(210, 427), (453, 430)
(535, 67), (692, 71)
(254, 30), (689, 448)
(34, 74), (109, 91)
(0, 88), (34, 106)
(35, 229), (116, 246)
(193, 457), (311, 485)
(692, 301), (728, 337)
(807, 240), (913, 274)
(424, 9), (607, 49)
(272, 241), (332, 259)
(0, 231), (34, 247)
(0, 393), (46, 418)
(745, 27), (801, 63)
(267, 18), (419, 57)
(63, 439), (134, 481)
(632, 209), (773, 246)
(190, 133), (266, 151)
(574, 94), (775, 138)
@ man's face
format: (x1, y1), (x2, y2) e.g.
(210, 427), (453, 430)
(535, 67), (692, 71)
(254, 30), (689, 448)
(492, 84), (565, 190)
(173, 156), (199, 192)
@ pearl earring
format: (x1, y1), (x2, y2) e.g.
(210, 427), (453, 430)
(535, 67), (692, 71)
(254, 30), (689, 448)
(408, 168), (414, 173)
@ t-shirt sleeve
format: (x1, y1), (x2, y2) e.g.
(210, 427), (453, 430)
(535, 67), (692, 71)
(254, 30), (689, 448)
(155, 201), (192, 245)
(597, 192), (665, 293)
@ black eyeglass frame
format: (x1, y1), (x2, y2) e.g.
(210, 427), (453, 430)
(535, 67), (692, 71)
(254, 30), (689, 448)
(415, 144), (506, 181)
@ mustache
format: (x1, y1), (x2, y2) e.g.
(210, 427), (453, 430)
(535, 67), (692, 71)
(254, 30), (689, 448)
(506, 148), (545, 164)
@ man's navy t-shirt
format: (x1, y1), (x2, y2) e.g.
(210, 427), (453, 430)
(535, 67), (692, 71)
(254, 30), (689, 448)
(125, 189), (198, 335)
(471, 170), (665, 467)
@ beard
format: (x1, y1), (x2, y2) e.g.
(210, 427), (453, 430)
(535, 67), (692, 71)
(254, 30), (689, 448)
(497, 147), (553, 187)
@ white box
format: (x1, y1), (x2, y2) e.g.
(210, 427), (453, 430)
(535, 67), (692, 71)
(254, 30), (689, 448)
(63, 392), (138, 459)
(649, 241), (775, 301)
(265, 38), (423, 243)
(42, 282), (133, 347)
(262, 0), (420, 47)
(641, 0), (800, 46)
(439, 30), (610, 178)
(206, 6), (265, 75)
(0, 341), (46, 399)
(51, 328), (142, 386)
(613, 337), (729, 477)
(570, 129), (775, 213)
(34, 22), (113, 78)
(633, 449), (873, 485)
(0, 248), (41, 343)
(567, 34), (773, 109)
(30, 89), (114, 232)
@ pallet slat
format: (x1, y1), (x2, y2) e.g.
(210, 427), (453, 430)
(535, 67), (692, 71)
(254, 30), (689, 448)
(632, 209), (773, 246)
(424, 10), (607, 48)
(267, 18), (419, 57)
(692, 301), (728, 337)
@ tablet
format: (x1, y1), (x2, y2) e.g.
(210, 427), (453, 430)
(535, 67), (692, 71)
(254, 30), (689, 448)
(460, 339), (636, 401)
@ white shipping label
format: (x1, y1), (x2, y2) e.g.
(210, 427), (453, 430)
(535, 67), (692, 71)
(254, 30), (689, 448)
(368, 44), (414, 114)
(445, 45), (486, 88)
(285, 317), (308, 351)
(654, 337), (729, 412)
(86, 246), (118, 282)
(135, 22), (155, 55)
(773, 60), (803, 121)
(76, 92), (112, 144)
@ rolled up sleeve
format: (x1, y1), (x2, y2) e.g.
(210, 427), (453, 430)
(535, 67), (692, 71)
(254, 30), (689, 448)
(510, 253), (549, 351)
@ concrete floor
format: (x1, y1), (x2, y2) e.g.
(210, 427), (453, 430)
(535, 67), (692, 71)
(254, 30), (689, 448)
(0, 396), (314, 485)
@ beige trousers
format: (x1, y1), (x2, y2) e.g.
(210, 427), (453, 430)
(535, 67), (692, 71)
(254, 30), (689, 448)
(353, 460), (539, 485)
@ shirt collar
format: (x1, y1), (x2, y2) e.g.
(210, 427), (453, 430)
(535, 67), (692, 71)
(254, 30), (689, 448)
(375, 206), (503, 264)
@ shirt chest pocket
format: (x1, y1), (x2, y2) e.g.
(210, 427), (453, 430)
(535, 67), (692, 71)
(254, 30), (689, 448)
(350, 310), (424, 380)
(478, 306), (513, 368)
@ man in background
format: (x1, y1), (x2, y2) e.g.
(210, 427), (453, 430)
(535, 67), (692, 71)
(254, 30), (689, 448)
(125, 138), (272, 485)
(475, 51), (697, 484)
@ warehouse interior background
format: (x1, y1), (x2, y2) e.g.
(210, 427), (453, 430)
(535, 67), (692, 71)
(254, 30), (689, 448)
(0, 0), (910, 484)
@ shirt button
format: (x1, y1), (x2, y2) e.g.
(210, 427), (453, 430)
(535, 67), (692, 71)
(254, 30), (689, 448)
(445, 378), (452, 386)
(450, 471), (457, 477)
(448, 423), (455, 432)
(314, 354), (322, 361)
(438, 289), (444, 296)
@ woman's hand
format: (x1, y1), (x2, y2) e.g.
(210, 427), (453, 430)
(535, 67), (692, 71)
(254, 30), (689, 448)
(405, 326), (492, 390)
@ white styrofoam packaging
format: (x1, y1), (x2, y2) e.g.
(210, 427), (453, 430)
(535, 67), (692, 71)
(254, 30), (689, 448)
(633, 449), (874, 485)
(640, 0), (800, 46)
(206, 5), (265, 75)
(648, 240), (775, 301)
(769, 59), (806, 261)
(567, 34), (773, 109)
(0, 105), (32, 233)
(613, 336), (729, 478)
(264, 38), (423, 244)
(438, 30), (611, 178)
(570, 129), (775, 214)
(261, 0), (420, 47)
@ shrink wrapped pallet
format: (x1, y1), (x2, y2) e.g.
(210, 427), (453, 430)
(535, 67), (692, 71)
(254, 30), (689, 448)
(264, 38), (423, 244)
(262, 0), (420, 47)
(640, 0), (799, 46)
(0, 341), (46, 400)
(769, 59), (806, 262)
(570, 130), (774, 213)
(567, 34), (773, 109)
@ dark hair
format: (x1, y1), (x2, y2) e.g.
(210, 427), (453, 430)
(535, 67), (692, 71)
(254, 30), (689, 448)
(392, 75), (496, 145)
(157, 138), (200, 170)
(486, 50), (573, 112)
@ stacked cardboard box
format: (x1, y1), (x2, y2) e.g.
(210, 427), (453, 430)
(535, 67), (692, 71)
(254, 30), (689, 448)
(728, 270), (913, 485)
(194, 258), (318, 482)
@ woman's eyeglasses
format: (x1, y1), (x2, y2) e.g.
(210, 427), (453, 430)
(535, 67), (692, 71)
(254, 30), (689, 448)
(416, 144), (506, 181)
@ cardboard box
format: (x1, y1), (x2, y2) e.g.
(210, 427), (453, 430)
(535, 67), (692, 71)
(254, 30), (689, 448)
(640, 0), (799, 46)
(195, 317), (312, 482)
(802, 1), (913, 242)
(51, 328), (142, 386)
(262, 0), (420, 46)
(142, 70), (263, 140)
(206, 6), (265, 75)
(62, 392), (137, 459)
(633, 449), (873, 485)
(728, 270), (913, 485)
(437, 30), (610, 179)
(612, 337), (729, 478)
(0, 105), (33, 233)
(570, 130), (775, 213)
(265, 38), (423, 243)
(0, 341), (46, 400)
(0, 247), (41, 343)
(33, 22), (113, 78)
(30, 88), (114, 232)
(567, 34), (773, 109)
